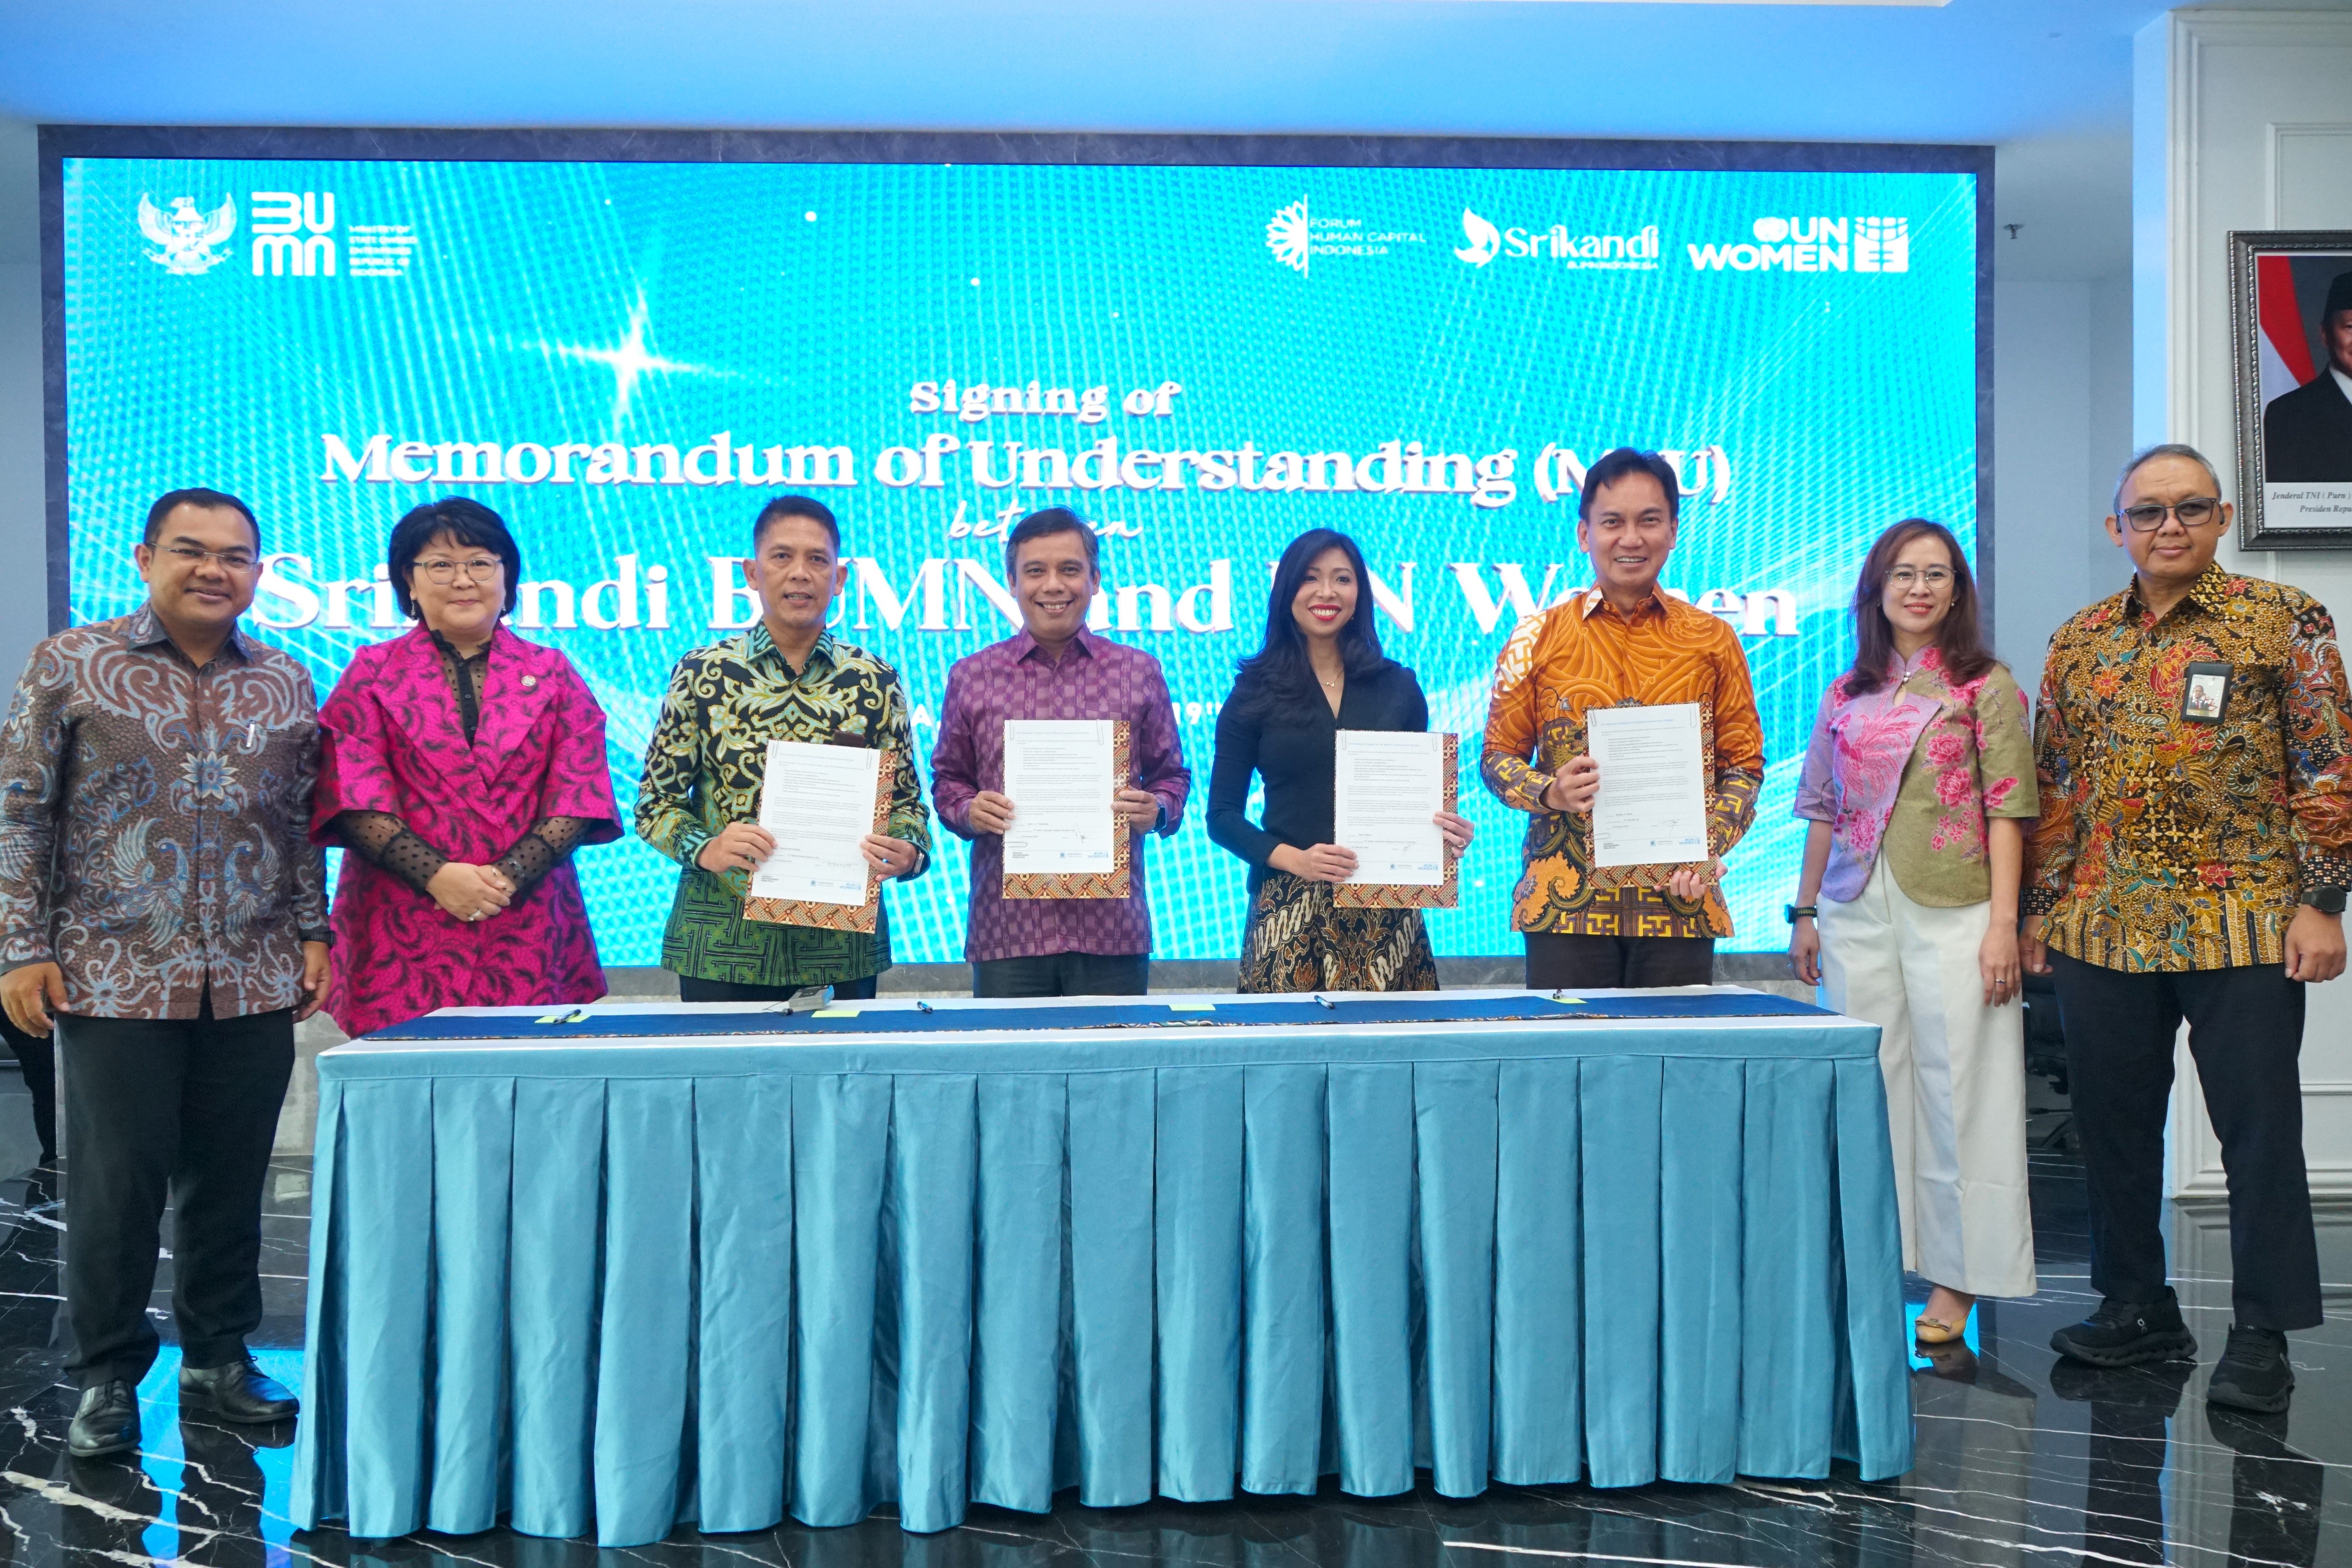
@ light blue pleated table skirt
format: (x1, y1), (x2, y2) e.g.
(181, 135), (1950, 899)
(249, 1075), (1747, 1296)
(289, 994), (1911, 1547)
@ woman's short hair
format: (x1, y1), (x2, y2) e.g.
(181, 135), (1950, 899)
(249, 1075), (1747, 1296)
(388, 497), (523, 620)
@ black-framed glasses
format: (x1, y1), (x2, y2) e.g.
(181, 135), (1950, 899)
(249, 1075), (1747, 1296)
(416, 557), (504, 584)
(2120, 497), (2222, 532)
(163, 544), (258, 573)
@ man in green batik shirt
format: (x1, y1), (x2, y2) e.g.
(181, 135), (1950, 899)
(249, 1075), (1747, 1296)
(636, 494), (931, 1001)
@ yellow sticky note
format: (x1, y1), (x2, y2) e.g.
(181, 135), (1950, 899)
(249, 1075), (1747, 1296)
(813, 1006), (863, 1019)
(1168, 1002), (1216, 1012)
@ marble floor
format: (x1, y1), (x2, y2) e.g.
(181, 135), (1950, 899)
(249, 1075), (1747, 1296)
(0, 1070), (2342, 1566)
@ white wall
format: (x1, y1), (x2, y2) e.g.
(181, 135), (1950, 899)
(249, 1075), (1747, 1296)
(0, 120), (40, 683)
(1992, 276), (2137, 703)
(1988, 127), (2137, 702)
(2136, 8), (2352, 1198)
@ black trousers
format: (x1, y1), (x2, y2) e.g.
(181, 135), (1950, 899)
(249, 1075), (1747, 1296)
(677, 974), (878, 1003)
(0, 1011), (57, 1163)
(59, 999), (294, 1387)
(2050, 951), (2321, 1331)
(973, 952), (1150, 998)
(1525, 933), (1716, 990)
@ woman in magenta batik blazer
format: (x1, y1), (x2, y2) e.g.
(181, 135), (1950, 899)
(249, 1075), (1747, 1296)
(312, 498), (621, 1037)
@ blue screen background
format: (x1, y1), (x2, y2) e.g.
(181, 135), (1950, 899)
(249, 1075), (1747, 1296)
(59, 156), (1979, 962)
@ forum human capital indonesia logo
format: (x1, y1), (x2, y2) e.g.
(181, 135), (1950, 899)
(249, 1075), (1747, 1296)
(1685, 215), (1911, 274)
(1264, 196), (1424, 275)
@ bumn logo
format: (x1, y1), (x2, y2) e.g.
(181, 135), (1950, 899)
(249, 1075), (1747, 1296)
(137, 194), (236, 275)
(1454, 209), (1501, 267)
(251, 190), (337, 277)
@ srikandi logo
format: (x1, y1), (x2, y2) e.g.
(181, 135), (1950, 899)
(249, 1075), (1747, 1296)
(1451, 208), (1661, 271)
(1265, 196), (1423, 275)
(1686, 216), (1909, 274)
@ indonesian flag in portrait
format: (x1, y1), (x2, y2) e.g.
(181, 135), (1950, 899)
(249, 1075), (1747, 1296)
(2258, 254), (2321, 408)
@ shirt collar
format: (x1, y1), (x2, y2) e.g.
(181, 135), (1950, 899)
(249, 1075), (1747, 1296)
(747, 621), (835, 675)
(2124, 562), (2230, 624)
(1579, 585), (1669, 621)
(1013, 625), (1097, 666)
(125, 603), (252, 664)
(2333, 365), (2352, 405)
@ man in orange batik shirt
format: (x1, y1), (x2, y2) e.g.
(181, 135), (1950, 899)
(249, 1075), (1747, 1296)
(1481, 446), (1766, 989)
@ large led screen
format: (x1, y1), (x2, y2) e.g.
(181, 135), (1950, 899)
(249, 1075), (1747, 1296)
(50, 137), (1984, 963)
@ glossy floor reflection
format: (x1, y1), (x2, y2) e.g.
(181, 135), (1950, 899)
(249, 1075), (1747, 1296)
(0, 1142), (2341, 1566)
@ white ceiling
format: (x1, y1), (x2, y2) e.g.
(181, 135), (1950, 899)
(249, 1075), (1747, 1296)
(1, 0), (2166, 143)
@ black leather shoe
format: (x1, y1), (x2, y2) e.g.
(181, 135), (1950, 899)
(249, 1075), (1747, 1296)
(2207, 1325), (2294, 1413)
(67, 1380), (139, 1458)
(2050, 1289), (2199, 1367)
(179, 1358), (297, 1423)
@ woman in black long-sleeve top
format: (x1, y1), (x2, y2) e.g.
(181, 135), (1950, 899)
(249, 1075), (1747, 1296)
(1208, 528), (1473, 992)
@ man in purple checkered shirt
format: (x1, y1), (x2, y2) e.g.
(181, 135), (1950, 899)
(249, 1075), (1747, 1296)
(931, 508), (1190, 996)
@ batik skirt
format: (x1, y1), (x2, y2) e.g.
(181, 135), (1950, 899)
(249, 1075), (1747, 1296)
(1235, 870), (1440, 994)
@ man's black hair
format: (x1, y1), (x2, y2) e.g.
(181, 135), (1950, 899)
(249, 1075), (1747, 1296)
(1576, 448), (1682, 524)
(1003, 507), (1100, 579)
(754, 494), (842, 554)
(144, 487), (259, 549)
(388, 496), (525, 619)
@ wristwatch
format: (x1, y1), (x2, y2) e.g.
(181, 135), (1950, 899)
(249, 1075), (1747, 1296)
(2301, 886), (2347, 916)
(1785, 904), (1818, 924)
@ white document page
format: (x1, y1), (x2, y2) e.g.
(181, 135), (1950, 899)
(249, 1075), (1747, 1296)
(1585, 703), (1711, 868)
(750, 740), (883, 904)
(1333, 729), (1446, 886)
(1002, 719), (1118, 876)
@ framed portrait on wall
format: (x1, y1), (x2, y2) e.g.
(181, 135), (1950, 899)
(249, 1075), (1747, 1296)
(2231, 230), (2352, 549)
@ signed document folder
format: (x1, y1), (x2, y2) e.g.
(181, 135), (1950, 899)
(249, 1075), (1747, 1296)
(744, 741), (895, 933)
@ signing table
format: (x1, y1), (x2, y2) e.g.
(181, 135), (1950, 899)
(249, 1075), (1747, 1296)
(291, 988), (1911, 1547)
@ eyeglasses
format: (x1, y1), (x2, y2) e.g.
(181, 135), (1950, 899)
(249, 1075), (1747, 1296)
(2120, 497), (2222, 532)
(163, 544), (258, 573)
(1886, 568), (1952, 589)
(416, 557), (504, 584)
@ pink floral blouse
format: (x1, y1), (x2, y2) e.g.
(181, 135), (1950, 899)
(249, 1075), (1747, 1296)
(1794, 646), (2038, 907)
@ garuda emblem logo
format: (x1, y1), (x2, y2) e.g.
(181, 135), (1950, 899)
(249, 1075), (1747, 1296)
(137, 194), (237, 275)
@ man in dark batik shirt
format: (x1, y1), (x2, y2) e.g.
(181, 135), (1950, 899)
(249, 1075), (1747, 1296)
(636, 494), (930, 1001)
(0, 487), (330, 1458)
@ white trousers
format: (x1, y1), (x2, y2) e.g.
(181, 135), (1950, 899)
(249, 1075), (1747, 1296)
(1818, 858), (2037, 1298)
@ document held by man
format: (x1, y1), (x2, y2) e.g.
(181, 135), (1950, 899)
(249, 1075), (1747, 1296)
(1585, 702), (1711, 868)
(751, 739), (886, 905)
(1333, 729), (1446, 886)
(1002, 719), (1119, 879)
